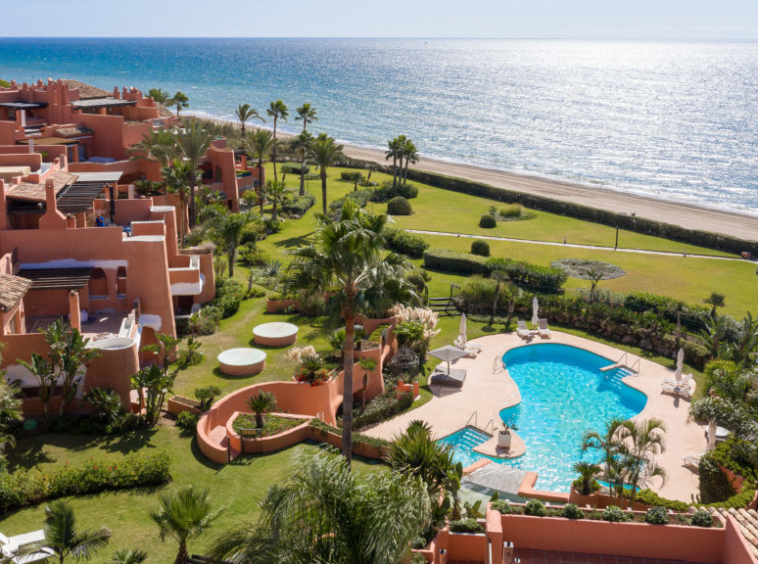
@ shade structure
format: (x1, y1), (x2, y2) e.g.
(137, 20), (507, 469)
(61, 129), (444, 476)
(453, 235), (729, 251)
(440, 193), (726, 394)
(675, 347), (685, 382)
(707, 419), (718, 452)
(531, 297), (539, 326)
(429, 345), (469, 375)
(459, 313), (468, 346)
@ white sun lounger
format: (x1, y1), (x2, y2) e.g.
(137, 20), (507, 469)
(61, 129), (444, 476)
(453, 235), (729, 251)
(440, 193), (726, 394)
(538, 318), (551, 338)
(662, 373), (693, 387)
(517, 320), (531, 339)
(661, 380), (693, 399)
(1, 530), (51, 564)
(683, 452), (705, 470)
(454, 336), (482, 358)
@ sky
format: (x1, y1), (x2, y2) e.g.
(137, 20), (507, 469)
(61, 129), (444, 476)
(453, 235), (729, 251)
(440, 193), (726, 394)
(2, 0), (758, 40)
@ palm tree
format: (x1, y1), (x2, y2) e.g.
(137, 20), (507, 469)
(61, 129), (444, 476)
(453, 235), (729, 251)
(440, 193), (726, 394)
(235, 103), (263, 139)
(308, 133), (345, 214)
(619, 418), (667, 504)
(572, 461), (602, 496)
(263, 180), (293, 221)
(266, 100), (289, 182)
(85, 388), (123, 424)
(19, 352), (55, 427)
(211, 211), (252, 277)
(295, 102), (318, 132)
(365, 161), (379, 187)
(151, 485), (224, 564)
(43, 501), (111, 564)
(246, 391), (277, 429)
(176, 119), (214, 227)
(56, 321), (100, 417)
(704, 292), (726, 319)
(287, 200), (416, 465)
(385, 136), (404, 189)
(247, 129), (274, 213)
(209, 449), (430, 564)
(582, 417), (630, 504)
(0, 377), (21, 456)
(148, 88), (171, 105)
(292, 130), (314, 196)
(357, 357), (377, 411)
(294, 103), (317, 195)
(128, 129), (179, 168)
(170, 91), (190, 117)
(162, 160), (196, 248)
(401, 139), (418, 185)
(107, 548), (148, 564)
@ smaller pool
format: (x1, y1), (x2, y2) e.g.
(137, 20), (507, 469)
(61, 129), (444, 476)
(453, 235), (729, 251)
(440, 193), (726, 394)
(437, 426), (492, 468)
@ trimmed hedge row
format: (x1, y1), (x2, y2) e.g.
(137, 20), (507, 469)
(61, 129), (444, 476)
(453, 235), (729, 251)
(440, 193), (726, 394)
(0, 452), (171, 514)
(282, 193), (316, 216)
(423, 248), (490, 275)
(403, 168), (757, 256)
(383, 228), (429, 258)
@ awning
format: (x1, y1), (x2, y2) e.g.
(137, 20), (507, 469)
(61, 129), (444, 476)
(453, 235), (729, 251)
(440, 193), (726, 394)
(72, 98), (136, 110)
(0, 102), (48, 110)
(18, 268), (94, 291)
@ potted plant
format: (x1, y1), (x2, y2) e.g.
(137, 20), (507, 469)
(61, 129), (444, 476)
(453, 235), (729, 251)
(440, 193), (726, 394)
(498, 423), (518, 449)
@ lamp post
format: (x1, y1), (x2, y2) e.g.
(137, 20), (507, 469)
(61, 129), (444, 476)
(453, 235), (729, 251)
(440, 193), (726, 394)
(615, 225), (619, 250)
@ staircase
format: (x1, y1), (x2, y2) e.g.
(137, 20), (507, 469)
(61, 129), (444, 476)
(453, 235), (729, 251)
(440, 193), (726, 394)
(429, 296), (456, 316)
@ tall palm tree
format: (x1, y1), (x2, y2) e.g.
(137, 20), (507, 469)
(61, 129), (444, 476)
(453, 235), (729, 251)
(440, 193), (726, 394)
(151, 485), (224, 564)
(176, 119), (214, 226)
(292, 130), (314, 196)
(107, 548), (148, 564)
(235, 103), (263, 139)
(295, 102), (318, 132)
(170, 91), (190, 117)
(246, 391), (277, 429)
(401, 139), (418, 185)
(209, 450), (430, 564)
(247, 129), (274, 214)
(162, 160), (196, 248)
(43, 501), (111, 564)
(263, 180), (294, 221)
(266, 100), (289, 183)
(619, 418), (667, 504)
(582, 417), (630, 504)
(128, 129), (179, 168)
(287, 200), (416, 465)
(212, 211), (252, 277)
(385, 137), (403, 188)
(308, 133), (345, 214)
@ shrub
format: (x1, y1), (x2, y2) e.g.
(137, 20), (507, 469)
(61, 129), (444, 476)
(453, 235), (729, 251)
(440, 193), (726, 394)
(423, 249), (489, 275)
(370, 182), (418, 202)
(176, 411), (200, 435)
(560, 503), (584, 520)
(691, 509), (713, 528)
(352, 391), (413, 429)
(264, 218), (282, 233)
(405, 270), (427, 294)
(449, 518), (485, 534)
(214, 277), (247, 318)
(241, 221), (266, 245)
(645, 506), (670, 525)
(491, 499), (522, 515)
(239, 243), (269, 267)
(185, 308), (220, 336)
(411, 552), (427, 564)
(330, 189), (372, 214)
(383, 228), (429, 258)
(394, 321), (425, 347)
(479, 213), (497, 228)
(387, 196), (412, 215)
(298, 291), (326, 317)
(470, 239), (490, 257)
(524, 499), (547, 517)
(308, 418), (391, 450)
(494, 259), (568, 291)
(282, 193), (316, 216)
(501, 203), (523, 218)
(0, 452), (170, 514)
(632, 489), (689, 512)
(602, 506), (629, 522)
(281, 162), (309, 175)
(340, 171), (363, 182)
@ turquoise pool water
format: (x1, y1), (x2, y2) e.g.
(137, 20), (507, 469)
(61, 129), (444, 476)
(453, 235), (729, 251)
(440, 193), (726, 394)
(437, 343), (647, 493)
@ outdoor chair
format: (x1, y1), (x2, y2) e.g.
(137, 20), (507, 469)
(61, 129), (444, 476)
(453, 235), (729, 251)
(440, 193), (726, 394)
(661, 373), (693, 387)
(661, 380), (693, 400)
(517, 320), (531, 339)
(538, 318), (551, 338)
(682, 453), (704, 470)
(454, 336), (482, 358)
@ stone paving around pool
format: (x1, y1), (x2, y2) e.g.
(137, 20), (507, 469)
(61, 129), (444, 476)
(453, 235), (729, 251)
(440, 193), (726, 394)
(364, 331), (706, 502)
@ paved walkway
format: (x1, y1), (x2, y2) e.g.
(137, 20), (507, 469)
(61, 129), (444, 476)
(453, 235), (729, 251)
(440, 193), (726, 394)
(407, 229), (750, 262)
(365, 331), (706, 502)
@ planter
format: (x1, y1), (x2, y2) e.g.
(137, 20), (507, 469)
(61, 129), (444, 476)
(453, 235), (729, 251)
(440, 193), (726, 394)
(167, 396), (202, 416)
(498, 431), (512, 449)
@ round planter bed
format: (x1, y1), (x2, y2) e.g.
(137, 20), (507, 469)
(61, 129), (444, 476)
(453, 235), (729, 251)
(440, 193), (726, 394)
(253, 322), (299, 347)
(217, 348), (267, 376)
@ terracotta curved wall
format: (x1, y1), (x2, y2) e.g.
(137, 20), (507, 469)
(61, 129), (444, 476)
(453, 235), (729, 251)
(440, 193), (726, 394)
(85, 341), (139, 407)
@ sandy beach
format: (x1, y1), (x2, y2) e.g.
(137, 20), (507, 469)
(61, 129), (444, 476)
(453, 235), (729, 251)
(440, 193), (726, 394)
(196, 116), (758, 242)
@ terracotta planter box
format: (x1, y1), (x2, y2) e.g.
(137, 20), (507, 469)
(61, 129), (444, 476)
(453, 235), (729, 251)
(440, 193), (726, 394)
(167, 396), (202, 416)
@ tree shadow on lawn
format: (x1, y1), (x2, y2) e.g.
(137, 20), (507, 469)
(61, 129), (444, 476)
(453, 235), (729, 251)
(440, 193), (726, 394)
(272, 232), (314, 249)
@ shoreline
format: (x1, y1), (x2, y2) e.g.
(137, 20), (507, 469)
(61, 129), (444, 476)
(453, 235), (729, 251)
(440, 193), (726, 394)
(190, 112), (758, 242)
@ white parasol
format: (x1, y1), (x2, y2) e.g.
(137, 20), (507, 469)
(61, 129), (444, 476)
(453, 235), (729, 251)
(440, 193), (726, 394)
(429, 345), (469, 375)
(459, 313), (468, 347)
(675, 347), (685, 383)
(531, 296), (539, 326)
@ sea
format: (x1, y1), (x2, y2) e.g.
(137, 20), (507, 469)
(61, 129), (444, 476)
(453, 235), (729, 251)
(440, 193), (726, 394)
(1, 38), (757, 214)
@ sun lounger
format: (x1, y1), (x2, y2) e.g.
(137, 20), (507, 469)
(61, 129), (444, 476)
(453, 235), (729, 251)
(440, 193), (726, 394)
(662, 373), (693, 387)
(429, 368), (467, 388)
(1, 530), (51, 564)
(454, 336), (482, 358)
(661, 380), (692, 399)
(538, 319), (551, 338)
(517, 320), (531, 339)
(683, 452), (705, 470)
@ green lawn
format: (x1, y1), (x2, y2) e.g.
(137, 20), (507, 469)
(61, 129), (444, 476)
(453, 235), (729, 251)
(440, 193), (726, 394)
(0, 427), (383, 563)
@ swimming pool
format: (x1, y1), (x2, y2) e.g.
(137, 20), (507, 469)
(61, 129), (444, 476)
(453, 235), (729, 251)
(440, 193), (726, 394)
(437, 343), (648, 493)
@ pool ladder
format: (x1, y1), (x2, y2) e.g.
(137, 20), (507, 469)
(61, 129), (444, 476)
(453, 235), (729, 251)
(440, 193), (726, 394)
(600, 352), (641, 376)
(465, 410), (496, 436)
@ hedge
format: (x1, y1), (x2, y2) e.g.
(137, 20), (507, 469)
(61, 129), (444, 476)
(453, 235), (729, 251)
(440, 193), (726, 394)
(423, 249), (490, 275)
(370, 182), (418, 202)
(350, 391), (414, 430)
(0, 452), (171, 514)
(401, 168), (757, 256)
(282, 193), (316, 216)
(383, 228), (429, 258)
(281, 162), (310, 175)
(214, 277), (247, 318)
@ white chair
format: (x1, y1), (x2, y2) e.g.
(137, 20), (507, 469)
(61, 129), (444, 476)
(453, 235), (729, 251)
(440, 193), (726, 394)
(683, 452), (705, 470)
(538, 319), (551, 338)
(1, 530), (50, 564)
(517, 320), (531, 339)
(662, 373), (693, 387)
(661, 380), (693, 399)
(454, 336), (481, 357)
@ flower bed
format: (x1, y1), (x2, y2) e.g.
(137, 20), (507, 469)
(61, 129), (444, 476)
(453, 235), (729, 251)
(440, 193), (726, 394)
(232, 413), (305, 437)
(294, 367), (331, 386)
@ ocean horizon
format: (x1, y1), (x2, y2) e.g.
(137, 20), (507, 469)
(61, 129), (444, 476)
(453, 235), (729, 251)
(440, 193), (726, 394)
(1, 37), (756, 214)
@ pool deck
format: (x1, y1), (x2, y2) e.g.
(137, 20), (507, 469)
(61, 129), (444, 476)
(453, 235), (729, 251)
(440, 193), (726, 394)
(364, 331), (706, 502)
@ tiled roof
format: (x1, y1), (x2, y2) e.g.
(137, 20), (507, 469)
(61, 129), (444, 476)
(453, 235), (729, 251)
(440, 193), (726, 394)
(717, 507), (758, 558)
(61, 80), (111, 100)
(0, 273), (31, 312)
(8, 171), (78, 201)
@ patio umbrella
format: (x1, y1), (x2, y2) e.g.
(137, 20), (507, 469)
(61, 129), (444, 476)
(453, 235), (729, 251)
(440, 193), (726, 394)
(675, 347), (685, 383)
(459, 313), (468, 346)
(531, 296), (539, 326)
(428, 345), (469, 375)
(707, 419), (718, 452)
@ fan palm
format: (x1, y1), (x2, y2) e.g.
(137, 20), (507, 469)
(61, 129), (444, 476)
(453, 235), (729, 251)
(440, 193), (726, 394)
(107, 548), (148, 564)
(266, 100), (289, 183)
(235, 103), (263, 139)
(287, 200), (416, 465)
(43, 501), (111, 563)
(162, 160), (196, 248)
(308, 133), (345, 214)
(246, 391), (277, 428)
(176, 119), (214, 226)
(170, 91), (190, 117)
(703, 292), (726, 319)
(209, 449), (430, 564)
(247, 129), (274, 214)
(211, 211), (253, 277)
(151, 485), (224, 564)
(571, 461), (602, 495)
